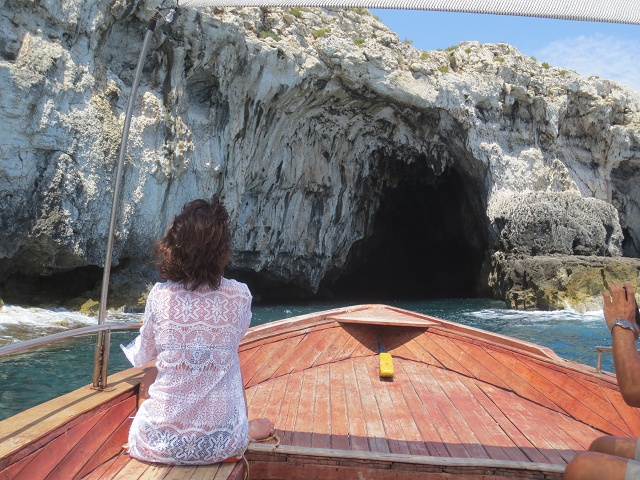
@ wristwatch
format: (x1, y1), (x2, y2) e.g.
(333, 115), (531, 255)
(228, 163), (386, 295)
(609, 318), (634, 334)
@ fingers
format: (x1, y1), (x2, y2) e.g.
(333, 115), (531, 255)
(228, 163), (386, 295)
(625, 281), (636, 300)
(606, 284), (626, 303)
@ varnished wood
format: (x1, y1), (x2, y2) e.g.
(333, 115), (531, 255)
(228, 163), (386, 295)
(1, 304), (633, 480)
(246, 443), (565, 479)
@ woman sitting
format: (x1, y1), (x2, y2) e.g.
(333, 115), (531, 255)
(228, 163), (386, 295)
(121, 197), (273, 465)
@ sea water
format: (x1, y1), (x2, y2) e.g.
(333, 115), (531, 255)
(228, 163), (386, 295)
(0, 298), (613, 421)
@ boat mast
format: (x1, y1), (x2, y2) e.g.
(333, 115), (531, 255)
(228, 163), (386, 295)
(92, 6), (172, 390)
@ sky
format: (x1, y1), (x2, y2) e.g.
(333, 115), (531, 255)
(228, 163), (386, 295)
(371, 10), (640, 94)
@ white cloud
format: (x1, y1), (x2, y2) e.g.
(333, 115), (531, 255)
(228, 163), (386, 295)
(534, 33), (640, 95)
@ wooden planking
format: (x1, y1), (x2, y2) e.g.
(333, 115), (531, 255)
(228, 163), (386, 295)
(291, 368), (317, 448)
(294, 327), (349, 373)
(339, 359), (370, 452)
(352, 359), (391, 454)
(261, 374), (289, 437)
(76, 416), (133, 479)
(12, 408), (108, 480)
(46, 396), (135, 480)
(485, 348), (627, 437)
(309, 327), (355, 367)
(329, 325), (376, 363)
(476, 382), (574, 464)
(378, 361), (430, 457)
(456, 375), (551, 464)
(342, 327), (378, 359)
(401, 361), (471, 458)
(446, 342), (562, 412)
(367, 360), (412, 455)
(401, 336), (445, 368)
(138, 463), (172, 480)
(385, 329), (421, 362)
(413, 333), (477, 377)
(394, 361), (451, 457)
(311, 364), (332, 449)
(271, 370), (304, 446)
(246, 378), (275, 422)
(269, 329), (329, 378)
(99, 457), (148, 479)
(249, 461), (554, 480)
(82, 452), (131, 480)
(162, 465), (197, 480)
(428, 366), (524, 462)
(240, 342), (284, 387)
(104, 458), (241, 480)
(246, 443), (565, 480)
(241, 314), (342, 351)
(435, 327), (618, 390)
(434, 335), (511, 389)
(0, 450), (35, 480)
(522, 358), (630, 436)
(330, 308), (437, 327)
(0, 368), (142, 471)
(243, 333), (306, 387)
(418, 366), (488, 459)
(328, 362), (350, 450)
(599, 385), (640, 437)
(549, 407), (603, 451)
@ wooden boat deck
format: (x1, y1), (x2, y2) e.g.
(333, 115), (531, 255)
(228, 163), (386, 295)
(240, 306), (640, 478)
(81, 456), (243, 480)
(2, 304), (639, 479)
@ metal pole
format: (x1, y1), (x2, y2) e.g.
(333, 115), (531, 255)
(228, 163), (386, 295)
(92, 13), (159, 389)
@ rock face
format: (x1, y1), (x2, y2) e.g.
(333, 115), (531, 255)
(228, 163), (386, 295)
(1, 1), (639, 309)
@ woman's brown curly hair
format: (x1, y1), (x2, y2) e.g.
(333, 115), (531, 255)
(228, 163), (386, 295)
(155, 197), (232, 290)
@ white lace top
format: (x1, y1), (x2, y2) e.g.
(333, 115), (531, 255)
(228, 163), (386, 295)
(121, 278), (252, 464)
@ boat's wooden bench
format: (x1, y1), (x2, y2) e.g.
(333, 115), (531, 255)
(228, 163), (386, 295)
(90, 454), (243, 480)
(246, 443), (566, 480)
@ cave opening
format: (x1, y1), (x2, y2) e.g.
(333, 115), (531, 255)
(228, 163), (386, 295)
(326, 163), (488, 302)
(0, 265), (103, 306)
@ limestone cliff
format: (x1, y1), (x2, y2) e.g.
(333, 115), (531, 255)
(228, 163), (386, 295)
(1, 0), (639, 309)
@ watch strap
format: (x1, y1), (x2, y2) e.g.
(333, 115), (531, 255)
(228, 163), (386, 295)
(610, 318), (634, 333)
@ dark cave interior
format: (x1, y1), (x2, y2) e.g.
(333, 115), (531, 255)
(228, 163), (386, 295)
(326, 165), (488, 302)
(0, 265), (103, 306)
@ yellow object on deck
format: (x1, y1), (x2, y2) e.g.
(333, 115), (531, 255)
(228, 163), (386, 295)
(379, 352), (394, 378)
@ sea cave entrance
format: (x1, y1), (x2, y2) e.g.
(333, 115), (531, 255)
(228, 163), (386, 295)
(326, 164), (488, 302)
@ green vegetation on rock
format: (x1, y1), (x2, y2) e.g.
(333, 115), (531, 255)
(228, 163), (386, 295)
(347, 7), (371, 15)
(289, 8), (302, 18)
(312, 28), (331, 39)
(259, 29), (281, 41)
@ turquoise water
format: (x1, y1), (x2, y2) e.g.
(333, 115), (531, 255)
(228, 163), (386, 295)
(0, 298), (612, 421)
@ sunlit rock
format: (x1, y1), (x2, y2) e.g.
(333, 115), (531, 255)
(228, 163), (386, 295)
(1, 1), (639, 309)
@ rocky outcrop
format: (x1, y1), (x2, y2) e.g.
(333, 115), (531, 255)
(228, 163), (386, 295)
(490, 254), (640, 311)
(1, 1), (639, 309)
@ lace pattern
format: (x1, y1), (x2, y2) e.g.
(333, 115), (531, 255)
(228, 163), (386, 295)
(121, 278), (252, 464)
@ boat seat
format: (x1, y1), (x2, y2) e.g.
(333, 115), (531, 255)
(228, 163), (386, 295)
(87, 454), (244, 480)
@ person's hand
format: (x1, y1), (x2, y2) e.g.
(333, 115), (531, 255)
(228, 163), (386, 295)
(603, 281), (639, 340)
